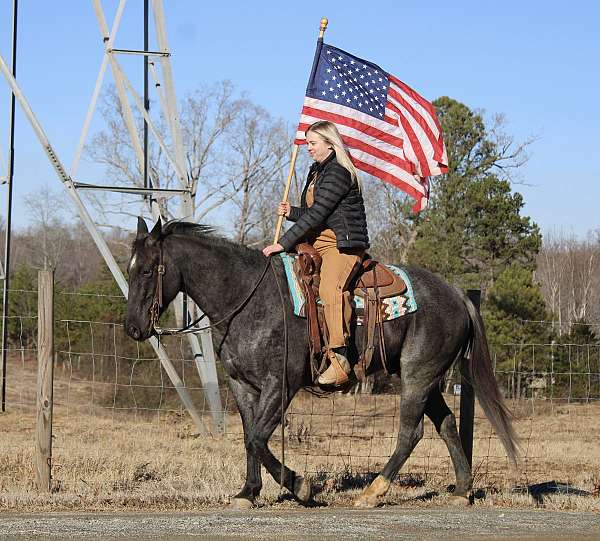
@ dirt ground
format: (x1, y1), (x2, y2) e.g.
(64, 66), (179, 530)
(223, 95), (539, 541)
(1, 508), (599, 540)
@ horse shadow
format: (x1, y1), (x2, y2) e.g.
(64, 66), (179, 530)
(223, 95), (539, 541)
(284, 475), (592, 507)
(310, 470), (378, 496)
(303, 470), (434, 507)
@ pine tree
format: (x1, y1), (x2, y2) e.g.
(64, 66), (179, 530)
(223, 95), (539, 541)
(483, 264), (551, 398)
(551, 321), (599, 402)
(407, 97), (541, 292)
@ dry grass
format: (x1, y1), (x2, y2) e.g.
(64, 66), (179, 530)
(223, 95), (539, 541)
(1, 358), (599, 512)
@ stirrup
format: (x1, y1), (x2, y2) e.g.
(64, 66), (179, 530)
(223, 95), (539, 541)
(317, 352), (351, 387)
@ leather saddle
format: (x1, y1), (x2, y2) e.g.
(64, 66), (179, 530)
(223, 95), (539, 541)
(355, 258), (407, 299)
(294, 242), (407, 382)
(295, 243), (406, 300)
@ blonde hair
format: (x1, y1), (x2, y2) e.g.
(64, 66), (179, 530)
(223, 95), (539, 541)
(306, 121), (360, 187)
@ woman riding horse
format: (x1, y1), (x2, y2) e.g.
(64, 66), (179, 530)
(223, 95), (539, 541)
(125, 214), (517, 507)
(263, 121), (369, 387)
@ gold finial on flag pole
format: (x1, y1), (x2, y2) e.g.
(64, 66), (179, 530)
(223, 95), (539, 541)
(272, 17), (329, 245)
(319, 17), (328, 38)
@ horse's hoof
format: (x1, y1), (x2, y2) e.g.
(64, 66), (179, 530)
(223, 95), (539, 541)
(353, 475), (390, 508)
(229, 497), (254, 510)
(448, 495), (471, 506)
(294, 475), (312, 503)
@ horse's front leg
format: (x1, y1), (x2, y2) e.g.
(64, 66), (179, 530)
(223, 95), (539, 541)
(247, 374), (311, 505)
(228, 378), (263, 509)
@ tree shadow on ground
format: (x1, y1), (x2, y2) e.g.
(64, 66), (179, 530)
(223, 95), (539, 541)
(511, 480), (591, 505)
(310, 470), (378, 497)
(472, 480), (591, 506)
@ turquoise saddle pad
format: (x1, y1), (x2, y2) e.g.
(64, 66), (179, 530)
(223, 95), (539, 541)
(278, 253), (417, 325)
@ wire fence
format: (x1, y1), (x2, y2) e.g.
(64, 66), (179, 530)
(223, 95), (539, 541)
(1, 288), (599, 494)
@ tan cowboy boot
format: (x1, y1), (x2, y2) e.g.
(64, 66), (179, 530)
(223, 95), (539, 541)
(318, 351), (351, 386)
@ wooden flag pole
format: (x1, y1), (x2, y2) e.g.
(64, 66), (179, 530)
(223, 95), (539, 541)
(272, 16), (328, 244)
(272, 144), (299, 244)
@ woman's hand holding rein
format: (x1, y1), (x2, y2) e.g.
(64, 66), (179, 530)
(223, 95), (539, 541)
(262, 243), (284, 257)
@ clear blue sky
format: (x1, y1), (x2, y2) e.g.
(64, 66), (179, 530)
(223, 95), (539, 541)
(0, 0), (598, 238)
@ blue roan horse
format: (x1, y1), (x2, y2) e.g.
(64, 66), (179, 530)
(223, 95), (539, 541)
(125, 218), (518, 508)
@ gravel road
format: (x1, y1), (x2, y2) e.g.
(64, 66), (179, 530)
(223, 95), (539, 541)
(1, 508), (599, 541)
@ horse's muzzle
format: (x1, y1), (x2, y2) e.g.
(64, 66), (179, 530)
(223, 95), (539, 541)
(127, 322), (142, 341)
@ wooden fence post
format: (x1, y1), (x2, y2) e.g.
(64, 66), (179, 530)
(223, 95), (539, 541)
(459, 289), (480, 468)
(35, 270), (54, 491)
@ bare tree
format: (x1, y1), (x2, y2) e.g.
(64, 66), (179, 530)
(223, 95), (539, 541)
(566, 233), (600, 323)
(86, 80), (247, 225)
(222, 103), (290, 245)
(536, 230), (568, 331)
(241, 147), (313, 247)
(537, 229), (600, 332)
(21, 185), (72, 271)
(360, 178), (417, 263)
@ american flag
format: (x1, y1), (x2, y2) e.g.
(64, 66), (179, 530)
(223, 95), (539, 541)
(295, 42), (448, 211)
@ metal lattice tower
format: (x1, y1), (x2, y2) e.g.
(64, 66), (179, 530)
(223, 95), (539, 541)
(0, 0), (224, 434)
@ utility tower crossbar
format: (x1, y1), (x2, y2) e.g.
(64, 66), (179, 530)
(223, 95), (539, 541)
(73, 182), (189, 195)
(110, 48), (170, 57)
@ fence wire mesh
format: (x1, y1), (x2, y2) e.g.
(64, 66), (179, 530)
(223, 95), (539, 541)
(1, 289), (599, 496)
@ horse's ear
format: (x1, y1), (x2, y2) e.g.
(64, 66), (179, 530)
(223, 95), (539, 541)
(147, 219), (163, 245)
(137, 217), (149, 239)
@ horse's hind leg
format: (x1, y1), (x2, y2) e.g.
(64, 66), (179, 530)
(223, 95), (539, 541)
(425, 387), (472, 500)
(355, 387), (427, 508)
(228, 378), (263, 509)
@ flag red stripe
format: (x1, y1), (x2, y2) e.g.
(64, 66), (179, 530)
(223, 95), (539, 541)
(299, 104), (405, 148)
(388, 73), (442, 132)
(385, 102), (432, 177)
(351, 155), (427, 205)
(389, 75), (446, 167)
(297, 115), (425, 191)
(297, 119), (415, 173)
(388, 85), (442, 157)
(297, 118), (403, 154)
(347, 147), (424, 192)
(389, 80), (442, 141)
(342, 133), (415, 173)
(386, 98), (442, 173)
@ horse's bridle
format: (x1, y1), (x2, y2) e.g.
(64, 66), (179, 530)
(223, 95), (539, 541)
(147, 240), (273, 336)
(148, 241), (207, 335)
(148, 244), (166, 331)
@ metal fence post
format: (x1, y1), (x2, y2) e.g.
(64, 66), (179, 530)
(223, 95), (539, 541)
(35, 270), (54, 491)
(459, 289), (480, 468)
(1, 0), (19, 414)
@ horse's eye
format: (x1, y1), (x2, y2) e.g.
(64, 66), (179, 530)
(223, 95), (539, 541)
(143, 268), (153, 277)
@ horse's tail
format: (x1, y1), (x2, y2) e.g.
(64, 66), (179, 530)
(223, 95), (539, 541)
(461, 292), (519, 466)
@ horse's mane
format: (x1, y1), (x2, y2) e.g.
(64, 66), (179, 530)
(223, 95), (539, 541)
(160, 220), (259, 260)
(162, 220), (216, 239)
